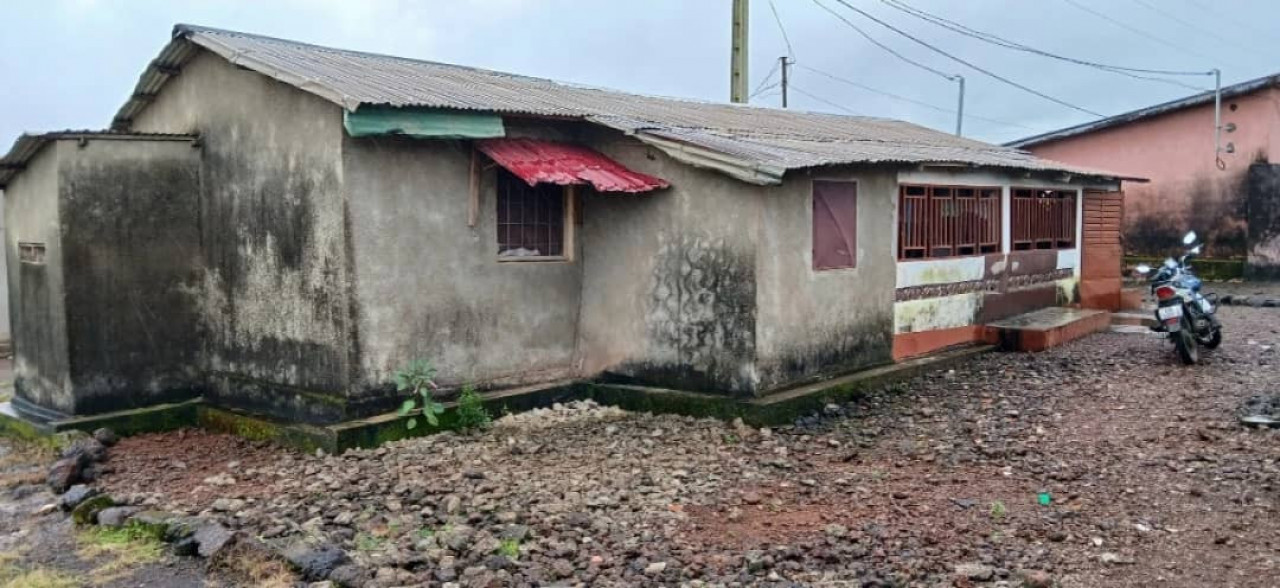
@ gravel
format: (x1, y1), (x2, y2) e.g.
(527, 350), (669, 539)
(97, 307), (1280, 587)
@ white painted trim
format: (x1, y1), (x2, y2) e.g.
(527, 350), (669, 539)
(1001, 185), (1012, 255)
(896, 256), (986, 288)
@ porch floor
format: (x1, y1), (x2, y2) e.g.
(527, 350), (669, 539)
(985, 307), (1112, 352)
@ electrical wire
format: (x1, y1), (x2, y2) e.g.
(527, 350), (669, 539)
(1059, 0), (1223, 66)
(788, 84), (862, 115)
(1180, 0), (1280, 45)
(877, 0), (1210, 91)
(797, 65), (1035, 130)
(767, 0), (797, 59)
(750, 60), (782, 99)
(1128, 0), (1256, 58)
(822, 0), (1106, 117)
(810, 0), (954, 81)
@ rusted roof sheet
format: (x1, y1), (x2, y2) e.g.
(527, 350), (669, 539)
(477, 138), (668, 193)
(0, 131), (196, 189)
(111, 24), (1139, 185)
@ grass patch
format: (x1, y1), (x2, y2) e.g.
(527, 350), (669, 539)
(497, 538), (520, 559)
(76, 523), (165, 585)
(354, 532), (386, 552)
(208, 540), (296, 588)
(989, 500), (1007, 520)
(415, 527), (435, 540)
(0, 552), (81, 588)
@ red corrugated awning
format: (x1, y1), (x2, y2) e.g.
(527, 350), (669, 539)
(476, 138), (669, 193)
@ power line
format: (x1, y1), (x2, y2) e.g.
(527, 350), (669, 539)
(822, 0), (1106, 117)
(1180, 0), (1280, 46)
(1129, 0), (1256, 57)
(788, 84), (861, 115)
(878, 0), (1210, 91)
(1059, 0), (1223, 66)
(797, 64), (1034, 130)
(767, 0), (797, 59)
(751, 59), (782, 98)
(810, 0), (953, 81)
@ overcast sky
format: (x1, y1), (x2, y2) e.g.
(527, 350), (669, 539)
(3, 0), (1278, 149)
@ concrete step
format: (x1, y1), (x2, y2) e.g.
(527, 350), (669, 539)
(984, 307), (1112, 352)
(1111, 311), (1157, 328)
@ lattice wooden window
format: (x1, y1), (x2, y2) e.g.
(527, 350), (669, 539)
(898, 184), (1001, 260)
(496, 170), (567, 259)
(1012, 188), (1077, 250)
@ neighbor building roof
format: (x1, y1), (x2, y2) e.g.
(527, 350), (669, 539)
(1007, 72), (1280, 149)
(112, 24), (1138, 185)
(0, 131), (196, 189)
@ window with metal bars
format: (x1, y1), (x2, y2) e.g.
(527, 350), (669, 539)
(1011, 188), (1076, 250)
(496, 169), (567, 259)
(898, 184), (1002, 260)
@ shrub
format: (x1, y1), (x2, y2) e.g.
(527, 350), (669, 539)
(455, 384), (491, 431)
(396, 359), (445, 430)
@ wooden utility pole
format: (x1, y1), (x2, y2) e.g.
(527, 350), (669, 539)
(730, 0), (749, 103)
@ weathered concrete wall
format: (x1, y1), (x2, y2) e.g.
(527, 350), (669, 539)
(0, 191), (9, 347)
(1026, 88), (1280, 258)
(1245, 162), (1280, 278)
(4, 143), (70, 412)
(130, 50), (353, 423)
(581, 132), (763, 395)
(58, 138), (202, 413)
(754, 167), (896, 390)
(342, 131), (582, 405)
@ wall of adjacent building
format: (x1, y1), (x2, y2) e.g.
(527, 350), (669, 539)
(1025, 87), (1280, 259)
(129, 49), (356, 423)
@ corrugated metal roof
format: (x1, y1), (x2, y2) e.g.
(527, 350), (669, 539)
(111, 24), (1139, 184)
(477, 138), (668, 193)
(0, 131), (196, 189)
(1008, 72), (1280, 149)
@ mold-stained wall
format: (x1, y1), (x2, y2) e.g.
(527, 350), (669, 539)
(129, 50), (353, 423)
(342, 134), (582, 404)
(581, 132), (763, 395)
(753, 167), (896, 390)
(58, 138), (203, 413)
(5, 144), (70, 413)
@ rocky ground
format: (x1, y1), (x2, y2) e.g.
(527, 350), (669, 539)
(76, 306), (1278, 587)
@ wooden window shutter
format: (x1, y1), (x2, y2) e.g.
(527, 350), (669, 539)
(812, 180), (858, 270)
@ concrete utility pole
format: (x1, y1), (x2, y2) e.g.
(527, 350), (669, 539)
(953, 75), (965, 136)
(730, 0), (749, 103)
(780, 55), (792, 108)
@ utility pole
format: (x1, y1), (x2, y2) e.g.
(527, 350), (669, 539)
(953, 74), (965, 136)
(780, 55), (792, 108)
(730, 0), (749, 103)
(1212, 68), (1222, 166)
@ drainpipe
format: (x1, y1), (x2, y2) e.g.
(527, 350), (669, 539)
(1213, 68), (1223, 170)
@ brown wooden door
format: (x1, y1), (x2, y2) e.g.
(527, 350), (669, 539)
(1080, 190), (1124, 310)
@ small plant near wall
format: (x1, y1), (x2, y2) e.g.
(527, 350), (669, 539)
(455, 383), (491, 431)
(396, 359), (444, 430)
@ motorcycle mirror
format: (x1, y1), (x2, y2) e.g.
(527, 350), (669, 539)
(1182, 231), (1197, 245)
(1135, 264), (1151, 275)
(1190, 245), (1203, 255)
(1164, 258), (1178, 268)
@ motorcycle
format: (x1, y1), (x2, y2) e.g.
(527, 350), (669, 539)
(1135, 231), (1222, 365)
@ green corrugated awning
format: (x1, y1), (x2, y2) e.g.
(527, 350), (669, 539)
(343, 106), (505, 139)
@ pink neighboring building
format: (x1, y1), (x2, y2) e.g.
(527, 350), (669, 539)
(1009, 73), (1280, 273)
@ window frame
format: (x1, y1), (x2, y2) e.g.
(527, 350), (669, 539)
(1010, 187), (1078, 251)
(494, 169), (576, 263)
(811, 178), (860, 272)
(897, 183), (1003, 261)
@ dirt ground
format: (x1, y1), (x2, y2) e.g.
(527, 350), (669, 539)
(81, 306), (1279, 587)
(1, 305), (1277, 586)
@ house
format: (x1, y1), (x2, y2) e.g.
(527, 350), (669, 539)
(1009, 72), (1280, 276)
(0, 24), (1134, 429)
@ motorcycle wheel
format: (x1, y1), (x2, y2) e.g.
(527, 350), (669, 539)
(1199, 327), (1223, 349)
(1174, 320), (1199, 365)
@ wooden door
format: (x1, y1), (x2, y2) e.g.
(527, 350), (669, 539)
(1080, 190), (1124, 310)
